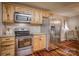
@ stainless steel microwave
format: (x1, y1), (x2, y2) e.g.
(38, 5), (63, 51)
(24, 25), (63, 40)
(15, 12), (32, 23)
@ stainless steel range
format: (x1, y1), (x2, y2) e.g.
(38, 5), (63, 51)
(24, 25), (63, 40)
(15, 31), (32, 56)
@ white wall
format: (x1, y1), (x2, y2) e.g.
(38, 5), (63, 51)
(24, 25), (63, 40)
(30, 25), (41, 34)
(67, 17), (79, 30)
(0, 2), (2, 23)
(0, 3), (5, 36)
(5, 23), (41, 36)
(60, 16), (79, 41)
(61, 19), (66, 41)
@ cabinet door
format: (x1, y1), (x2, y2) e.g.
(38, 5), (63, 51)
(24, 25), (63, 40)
(31, 9), (42, 24)
(1, 49), (15, 56)
(15, 5), (28, 13)
(40, 35), (46, 50)
(33, 35), (40, 52)
(15, 5), (24, 13)
(33, 35), (46, 52)
(42, 10), (50, 17)
(3, 3), (15, 23)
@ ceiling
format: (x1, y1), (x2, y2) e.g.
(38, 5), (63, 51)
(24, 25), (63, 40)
(17, 2), (79, 17)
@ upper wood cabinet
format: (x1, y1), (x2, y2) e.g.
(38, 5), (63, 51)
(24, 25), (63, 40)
(33, 35), (46, 52)
(15, 4), (34, 23)
(31, 9), (42, 24)
(2, 3), (51, 24)
(42, 10), (50, 17)
(3, 3), (15, 24)
(15, 5), (33, 14)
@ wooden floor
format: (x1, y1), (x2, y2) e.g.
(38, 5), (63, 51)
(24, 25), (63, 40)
(32, 40), (79, 56)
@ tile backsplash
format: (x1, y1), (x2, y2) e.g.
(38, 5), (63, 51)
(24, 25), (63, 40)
(0, 23), (5, 36)
(30, 25), (41, 34)
(2, 23), (41, 36)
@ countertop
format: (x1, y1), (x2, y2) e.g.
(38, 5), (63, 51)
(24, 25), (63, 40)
(32, 33), (46, 35)
(0, 33), (46, 38)
(0, 35), (15, 38)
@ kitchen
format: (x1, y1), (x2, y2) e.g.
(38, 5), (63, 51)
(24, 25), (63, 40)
(0, 2), (79, 56)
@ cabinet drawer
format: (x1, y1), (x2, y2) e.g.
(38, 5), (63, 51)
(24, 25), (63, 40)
(1, 44), (15, 51)
(1, 41), (15, 46)
(1, 49), (15, 56)
(1, 37), (15, 42)
(1, 42), (15, 46)
(1, 37), (15, 41)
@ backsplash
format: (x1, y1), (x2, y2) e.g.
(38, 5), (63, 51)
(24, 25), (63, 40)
(0, 23), (5, 36)
(2, 23), (41, 36)
(30, 25), (41, 34)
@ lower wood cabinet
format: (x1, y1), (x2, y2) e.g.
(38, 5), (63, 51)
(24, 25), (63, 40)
(0, 37), (15, 56)
(1, 49), (15, 56)
(32, 35), (46, 52)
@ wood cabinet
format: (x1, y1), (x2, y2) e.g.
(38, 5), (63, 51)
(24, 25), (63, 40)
(3, 3), (15, 24)
(2, 3), (51, 24)
(15, 4), (34, 23)
(42, 10), (50, 17)
(31, 9), (42, 24)
(33, 35), (46, 52)
(3, 3), (34, 24)
(0, 37), (15, 56)
(15, 5), (33, 14)
(40, 35), (46, 50)
(33, 35), (40, 51)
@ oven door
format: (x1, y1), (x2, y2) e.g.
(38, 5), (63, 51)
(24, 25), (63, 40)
(16, 36), (32, 50)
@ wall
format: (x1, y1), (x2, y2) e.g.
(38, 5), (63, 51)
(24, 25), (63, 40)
(0, 3), (5, 36)
(67, 16), (79, 30)
(60, 16), (79, 41)
(5, 23), (41, 36)
(60, 19), (66, 41)
(0, 2), (2, 23)
(30, 25), (41, 34)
